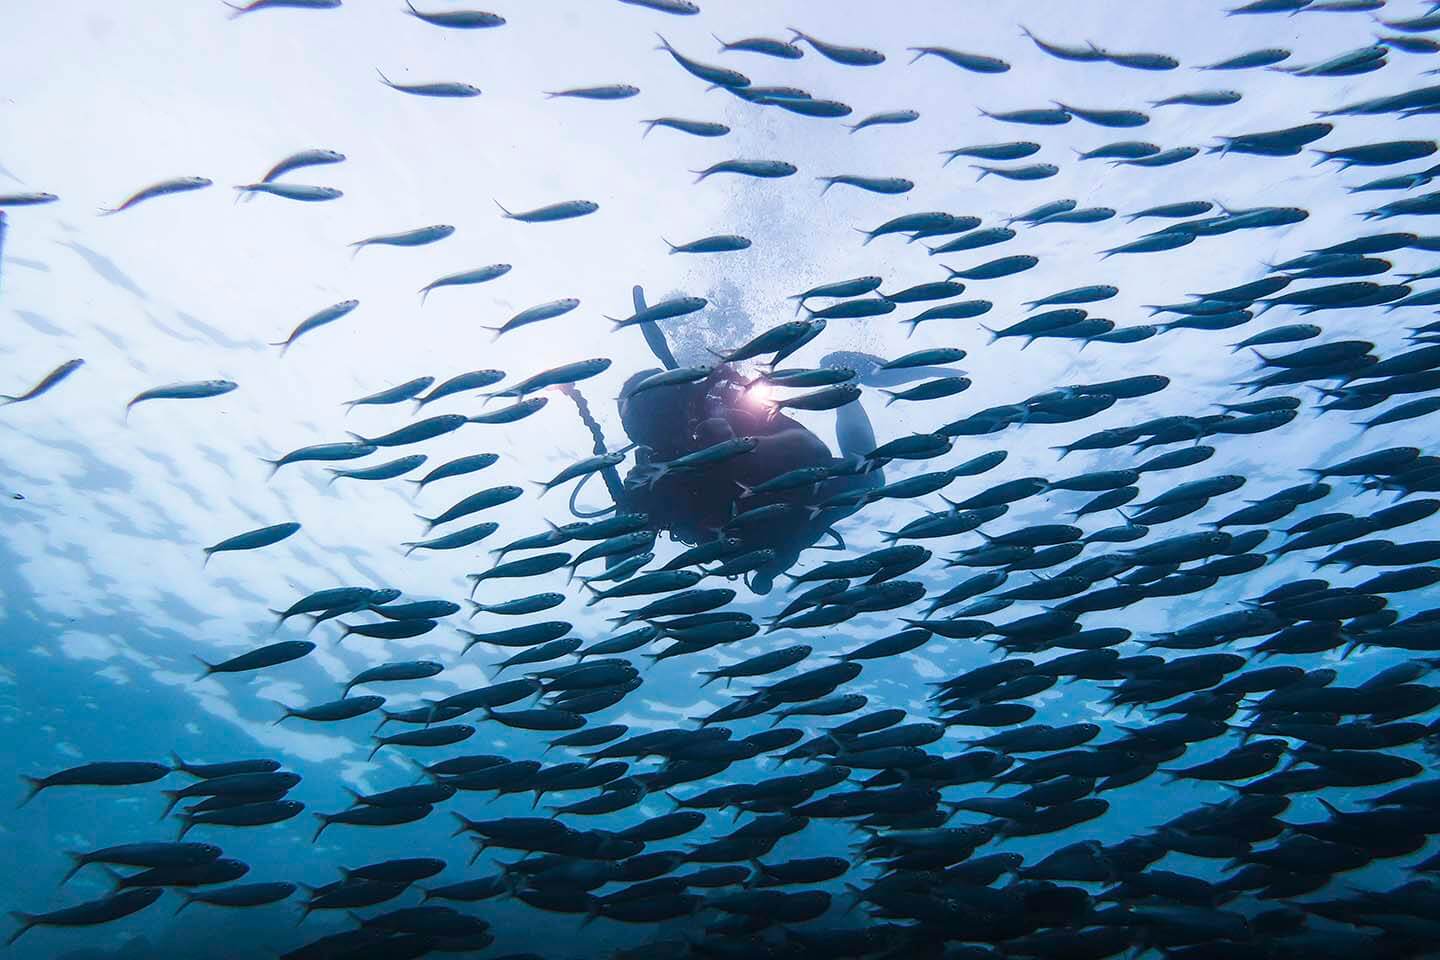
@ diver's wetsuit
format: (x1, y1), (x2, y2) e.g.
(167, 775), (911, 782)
(566, 287), (892, 594)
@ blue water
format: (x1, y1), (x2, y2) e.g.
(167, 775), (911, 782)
(4, 1), (1440, 957)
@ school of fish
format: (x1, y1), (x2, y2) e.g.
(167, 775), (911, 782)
(8, 0), (1440, 958)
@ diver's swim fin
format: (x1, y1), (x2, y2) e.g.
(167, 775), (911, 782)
(632, 284), (678, 371)
(834, 394), (877, 461)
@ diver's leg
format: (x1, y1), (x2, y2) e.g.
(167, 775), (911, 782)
(633, 285), (678, 371)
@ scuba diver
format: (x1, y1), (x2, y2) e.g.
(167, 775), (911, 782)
(562, 286), (955, 595)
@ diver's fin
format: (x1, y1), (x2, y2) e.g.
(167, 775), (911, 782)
(833, 393), (877, 459)
(843, 351), (896, 388)
(632, 285), (678, 371)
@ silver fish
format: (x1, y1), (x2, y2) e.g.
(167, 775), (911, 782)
(126, 380), (238, 420)
(377, 70), (481, 97)
(258, 148), (345, 182)
(1, 359), (83, 406)
(224, 0), (340, 16)
(100, 177), (212, 215)
(483, 298), (580, 339)
(233, 183), (342, 202)
(403, 2), (505, 28)
(349, 224), (455, 255)
(0, 192), (58, 207)
(544, 84), (640, 100)
(271, 300), (359, 355)
(496, 200), (598, 222)
(419, 264), (511, 304)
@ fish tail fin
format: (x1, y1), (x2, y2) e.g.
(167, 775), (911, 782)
(6, 913), (36, 945)
(98, 865), (125, 892)
(193, 655), (216, 680)
(159, 790), (184, 820)
(375, 68), (392, 87)
(690, 170), (708, 184)
(58, 851), (89, 886)
(969, 165), (990, 181)
(311, 814), (331, 843)
(493, 199), (514, 219)
(269, 700), (295, 727)
(16, 776), (45, 809)
(816, 177), (835, 195)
